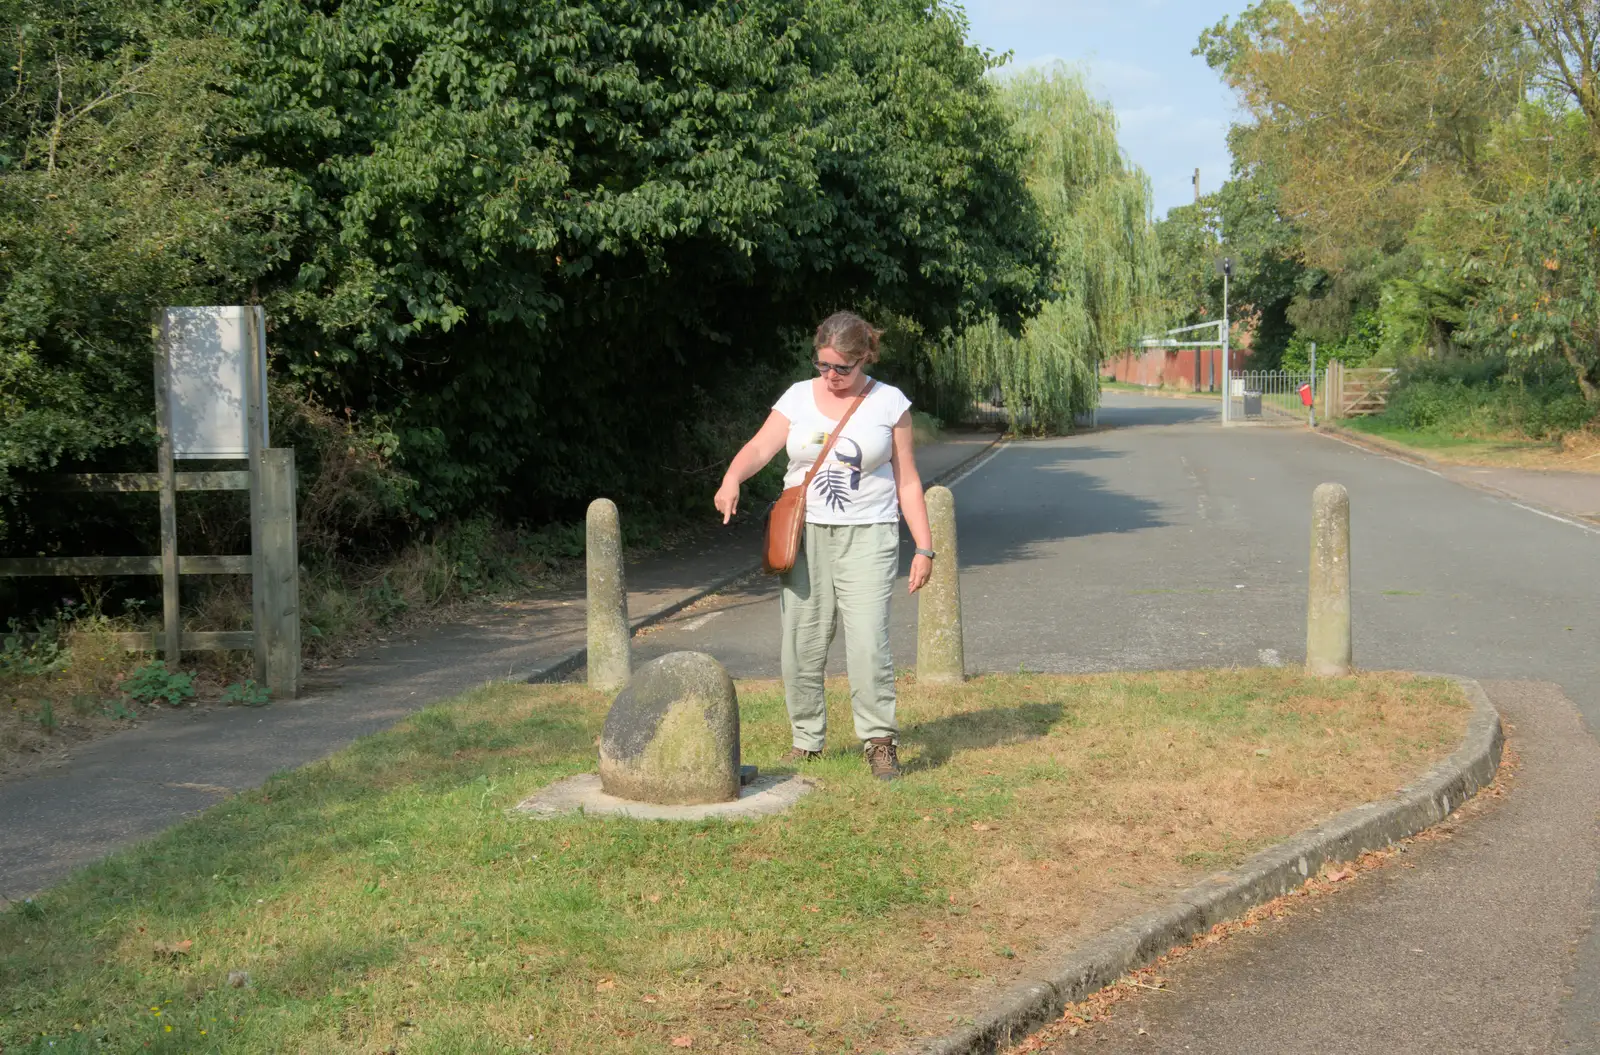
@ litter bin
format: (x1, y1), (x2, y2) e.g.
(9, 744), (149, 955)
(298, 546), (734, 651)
(1243, 391), (1262, 418)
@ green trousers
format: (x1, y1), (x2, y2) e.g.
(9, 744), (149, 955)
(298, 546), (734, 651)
(779, 521), (899, 750)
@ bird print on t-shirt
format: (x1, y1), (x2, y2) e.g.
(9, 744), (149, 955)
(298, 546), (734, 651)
(814, 438), (863, 512)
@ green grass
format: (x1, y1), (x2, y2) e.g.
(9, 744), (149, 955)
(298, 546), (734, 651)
(1100, 380), (1218, 398)
(1345, 416), (1541, 453)
(0, 670), (1469, 1054)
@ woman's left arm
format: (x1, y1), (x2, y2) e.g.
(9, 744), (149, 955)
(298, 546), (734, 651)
(890, 412), (934, 593)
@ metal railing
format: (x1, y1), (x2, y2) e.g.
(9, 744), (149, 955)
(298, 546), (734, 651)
(1227, 370), (1315, 425)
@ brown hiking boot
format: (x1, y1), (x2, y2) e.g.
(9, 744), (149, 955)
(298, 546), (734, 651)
(864, 737), (901, 782)
(784, 746), (823, 763)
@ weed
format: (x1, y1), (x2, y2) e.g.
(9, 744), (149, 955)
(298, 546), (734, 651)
(122, 661), (196, 707)
(221, 679), (271, 707)
(101, 699), (138, 721)
(36, 699), (55, 733)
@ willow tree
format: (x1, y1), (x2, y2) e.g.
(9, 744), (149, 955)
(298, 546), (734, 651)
(950, 65), (1161, 432)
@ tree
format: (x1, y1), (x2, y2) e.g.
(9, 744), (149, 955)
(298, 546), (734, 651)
(1198, 0), (1525, 272)
(234, 0), (1051, 520)
(1155, 161), (1304, 368)
(952, 65), (1160, 431)
(1466, 177), (1600, 403)
(0, 0), (297, 541)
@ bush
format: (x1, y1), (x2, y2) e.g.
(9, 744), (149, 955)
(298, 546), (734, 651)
(1381, 355), (1598, 438)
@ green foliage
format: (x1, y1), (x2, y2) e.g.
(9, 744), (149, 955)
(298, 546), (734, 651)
(2, 0), (1055, 597)
(0, 0), (299, 541)
(1196, 0), (1600, 417)
(1378, 356), (1594, 437)
(951, 65), (1161, 432)
(221, 679), (271, 707)
(122, 660), (195, 707)
(36, 698), (55, 733)
(1155, 162), (1304, 367)
(1465, 177), (1600, 403)
(1, 619), (68, 678)
(236, 0), (1050, 521)
(102, 698), (138, 720)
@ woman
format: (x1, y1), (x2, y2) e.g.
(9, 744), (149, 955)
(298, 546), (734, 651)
(714, 311), (935, 781)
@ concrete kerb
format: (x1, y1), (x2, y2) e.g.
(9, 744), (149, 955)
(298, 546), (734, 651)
(526, 432), (1008, 685)
(903, 674), (1504, 1055)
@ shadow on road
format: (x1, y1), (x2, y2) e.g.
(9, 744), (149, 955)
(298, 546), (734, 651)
(940, 441), (1169, 570)
(903, 700), (1065, 771)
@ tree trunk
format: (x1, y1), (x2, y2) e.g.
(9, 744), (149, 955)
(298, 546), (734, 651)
(1566, 337), (1600, 404)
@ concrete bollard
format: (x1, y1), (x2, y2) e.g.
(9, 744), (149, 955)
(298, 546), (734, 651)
(1305, 482), (1352, 676)
(917, 485), (965, 685)
(586, 498), (631, 693)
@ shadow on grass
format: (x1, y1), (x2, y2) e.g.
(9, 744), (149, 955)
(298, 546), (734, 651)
(902, 701), (1065, 772)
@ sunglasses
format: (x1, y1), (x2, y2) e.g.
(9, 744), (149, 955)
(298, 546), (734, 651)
(812, 359), (858, 376)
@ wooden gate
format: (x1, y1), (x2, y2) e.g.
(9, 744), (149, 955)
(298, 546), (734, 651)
(1323, 363), (1395, 418)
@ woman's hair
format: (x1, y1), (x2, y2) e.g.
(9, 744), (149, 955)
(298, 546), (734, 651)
(814, 310), (884, 365)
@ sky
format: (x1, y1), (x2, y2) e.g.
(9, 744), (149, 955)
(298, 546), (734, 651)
(959, 0), (1246, 220)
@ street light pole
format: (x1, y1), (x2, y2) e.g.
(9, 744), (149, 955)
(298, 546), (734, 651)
(1221, 258), (1232, 425)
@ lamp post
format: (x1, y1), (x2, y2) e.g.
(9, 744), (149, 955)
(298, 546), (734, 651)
(1219, 256), (1233, 424)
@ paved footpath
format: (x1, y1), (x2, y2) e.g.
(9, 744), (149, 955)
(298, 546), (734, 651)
(1039, 680), (1600, 1055)
(0, 432), (998, 900)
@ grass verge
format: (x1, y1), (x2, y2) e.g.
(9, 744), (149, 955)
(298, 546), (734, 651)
(0, 669), (1469, 1054)
(1099, 381), (1218, 399)
(1346, 417), (1600, 473)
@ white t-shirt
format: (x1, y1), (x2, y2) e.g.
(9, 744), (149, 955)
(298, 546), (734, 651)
(772, 379), (913, 525)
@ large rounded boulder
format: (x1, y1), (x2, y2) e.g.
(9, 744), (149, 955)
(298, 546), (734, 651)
(598, 651), (740, 805)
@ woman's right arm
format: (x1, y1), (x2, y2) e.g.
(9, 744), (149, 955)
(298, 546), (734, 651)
(714, 411), (790, 524)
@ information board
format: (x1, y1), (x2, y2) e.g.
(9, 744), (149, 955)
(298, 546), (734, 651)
(163, 306), (269, 459)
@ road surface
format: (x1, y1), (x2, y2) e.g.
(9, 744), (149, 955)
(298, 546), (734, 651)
(634, 393), (1600, 1052)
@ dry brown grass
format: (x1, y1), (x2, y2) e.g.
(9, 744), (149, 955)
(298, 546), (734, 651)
(0, 669), (1470, 1054)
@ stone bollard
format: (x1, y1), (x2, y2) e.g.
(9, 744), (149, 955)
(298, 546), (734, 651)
(917, 485), (965, 685)
(599, 651), (740, 805)
(586, 498), (631, 693)
(1306, 482), (1352, 676)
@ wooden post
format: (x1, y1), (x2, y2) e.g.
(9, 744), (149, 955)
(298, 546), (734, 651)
(152, 313), (181, 665)
(246, 306), (269, 683)
(257, 448), (300, 697)
(917, 485), (965, 685)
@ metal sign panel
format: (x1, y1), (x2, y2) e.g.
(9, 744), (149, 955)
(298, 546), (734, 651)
(163, 306), (269, 459)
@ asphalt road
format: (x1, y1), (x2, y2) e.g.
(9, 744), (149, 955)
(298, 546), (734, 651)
(634, 393), (1600, 1051)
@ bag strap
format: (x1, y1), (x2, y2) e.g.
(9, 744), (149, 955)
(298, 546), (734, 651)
(801, 379), (875, 491)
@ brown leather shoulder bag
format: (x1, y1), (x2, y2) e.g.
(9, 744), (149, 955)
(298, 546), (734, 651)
(762, 380), (875, 575)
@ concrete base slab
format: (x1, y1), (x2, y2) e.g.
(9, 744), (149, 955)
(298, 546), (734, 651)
(512, 771), (814, 821)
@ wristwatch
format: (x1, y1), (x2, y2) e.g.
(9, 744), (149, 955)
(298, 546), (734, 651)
(914, 547), (936, 560)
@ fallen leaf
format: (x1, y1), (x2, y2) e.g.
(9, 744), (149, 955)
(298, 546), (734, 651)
(647, 893), (662, 904)
(781, 985), (795, 996)
(642, 994), (659, 1004)
(152, 939), (192, 958)
(671, 1036), (693, 1048)
(1325, 868), (1354, 882)
(595, 979), (616, 992)
(944, 807), (955, 814)
(804, 905), (820, 913)
(971, 822), (995, 832)
(1137, 1027), (1149, 1035)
